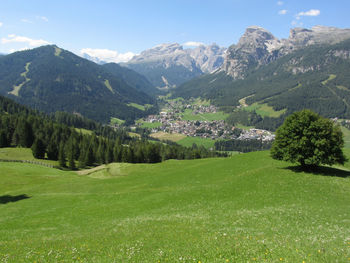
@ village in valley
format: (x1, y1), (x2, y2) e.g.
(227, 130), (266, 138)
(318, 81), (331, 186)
(137, 98), (275, 143)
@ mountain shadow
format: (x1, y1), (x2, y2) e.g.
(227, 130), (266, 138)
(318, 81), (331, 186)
(0, 194), (30, 204)
(283, 165), (350, 178)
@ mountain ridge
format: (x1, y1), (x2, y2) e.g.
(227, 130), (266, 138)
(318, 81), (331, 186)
(221, 25), (350, 79)
(173, 37), (350, 119)
(0, 45), (156, 123)
(123, 43), (226, 89)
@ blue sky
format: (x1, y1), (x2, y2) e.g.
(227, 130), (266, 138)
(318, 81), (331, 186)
(1, 0), (350, 62)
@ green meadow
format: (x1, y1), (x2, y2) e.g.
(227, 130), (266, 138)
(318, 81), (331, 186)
(139, 121), (162, 129)
(110, 117), (125, 125)
(244, 103), (286, 118)
(181, 109), (229, 121)
(127, 103), (146, 111)
(1, 151), (350, 262)
(177, 136), (216, 149)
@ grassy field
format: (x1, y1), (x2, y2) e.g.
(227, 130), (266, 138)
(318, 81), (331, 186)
(177, 136), (216, 149)
(181, 109), (229, 121)
(149, 131), (186, 142)
(139, 121), (162, 129)
(244, 103), (286, 118)
(341, 126), (350, 149)
(1, 151), (350, 262)
(110, 117), (125, 125)
(127, 103), (146, 111)
(75, 128), (93, 135)
(0, 147), (58, 166)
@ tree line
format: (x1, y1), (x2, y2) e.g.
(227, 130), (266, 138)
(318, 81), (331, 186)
(0, 95), (223, 169)
(215, 139), (272, 153)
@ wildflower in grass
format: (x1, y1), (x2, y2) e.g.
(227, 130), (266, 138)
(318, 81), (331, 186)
(279, 258), (283, 261)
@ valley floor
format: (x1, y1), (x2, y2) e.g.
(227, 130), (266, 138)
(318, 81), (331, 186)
(1, 151), (350, 262)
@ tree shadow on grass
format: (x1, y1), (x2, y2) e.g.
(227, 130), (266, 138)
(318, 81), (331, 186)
(283, 165), (350, 178)
(0, 194), (30, 204)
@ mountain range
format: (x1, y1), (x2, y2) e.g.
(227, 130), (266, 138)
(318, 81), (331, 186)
(174, 26), (350, 118)
(122, 43), (226, 89)
(0, 25), (350, 124)
(0, 45), (156, 123)
(220, 25), (350, 79)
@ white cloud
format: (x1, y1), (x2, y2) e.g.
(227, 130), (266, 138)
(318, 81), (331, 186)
(0, 22), (3, 27)
(183, 41), (205, 47)
(36, 16), (48, 22)
(21, 18), (33, 24)
(80, 48), (135, 63)
(296, 9), (320, 19)
(277, 1), (284, 5)
(1, 34), (51, 47)
(278, 9), (287, 15)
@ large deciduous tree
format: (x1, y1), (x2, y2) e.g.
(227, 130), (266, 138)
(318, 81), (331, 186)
(270, 109), (346, 169)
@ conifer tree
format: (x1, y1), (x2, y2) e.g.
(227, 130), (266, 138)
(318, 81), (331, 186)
(31, 138), (46, 159)
(58, 142), (66, 168)
(0, 130), (9, 147)
(47, 140), (59, 160)
(84, 145), (95, 166)
(66, 138), (76, 170)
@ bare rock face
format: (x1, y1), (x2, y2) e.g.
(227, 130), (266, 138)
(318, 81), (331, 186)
(186, 44), (226, 73)
(221, 26), (282, 79)
(124, 43), (226, 88)
(128, 43), (198, 71)
(222, 25), (350, 79)
(128, 43), (226, 73)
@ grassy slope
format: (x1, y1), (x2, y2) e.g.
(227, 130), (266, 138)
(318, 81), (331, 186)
(244, 103), (287, 118)
(0, 147), (58, 166)
(1, 151), (350, 262)
(127, 102), (146, 111)
(139, 121), (162, 129)
(181, 109), (229, 121)
(177, 136), (216, 149)
(149, 131), (186, 142)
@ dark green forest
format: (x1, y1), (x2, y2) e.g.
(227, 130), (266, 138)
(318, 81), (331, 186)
(125, 61), (203, 88)
(102, 62), (160, 96)
(0, 45), (157, 123)
(174, 39), (350, 119)
(0, 95), (223, 169)
(215, 139), (272, 153)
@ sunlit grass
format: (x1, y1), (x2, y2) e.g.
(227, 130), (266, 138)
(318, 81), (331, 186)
(110, 117), (125, 125)
(0, 147), (58, 166)
(244, 103), (286, 118)
(181, 109), (229, 121)
(1, 151), (350, 262)
(177, 136), (216, 149)
(127, 102), (146, 111)
(149, 131), (186, 142)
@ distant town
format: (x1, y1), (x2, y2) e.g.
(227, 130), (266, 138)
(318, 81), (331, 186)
(137, 99), (275, 142)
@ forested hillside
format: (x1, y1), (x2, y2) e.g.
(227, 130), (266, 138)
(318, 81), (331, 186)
(0, 45), (157, 123)
(102, 62), (160, 95)
(174, 39), (350, 118)
(0, 95), (221, 169)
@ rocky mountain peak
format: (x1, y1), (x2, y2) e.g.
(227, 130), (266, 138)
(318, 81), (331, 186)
(125, 42), (226, 88)
(221, 25), (350, 79)
(221, 26), (280, 79)
(237, 26), (277, 48)
(148, 43), (183, 54)
(187, 43), (226, 73)
(129, 43), (184, 63)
